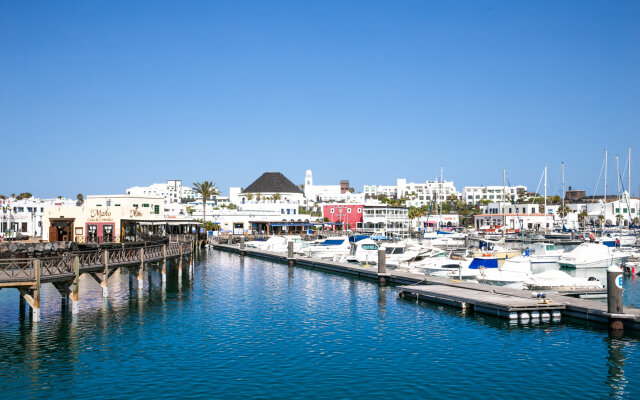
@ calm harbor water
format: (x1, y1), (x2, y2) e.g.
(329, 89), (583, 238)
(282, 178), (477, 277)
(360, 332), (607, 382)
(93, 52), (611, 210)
(1, 250), (639, 399)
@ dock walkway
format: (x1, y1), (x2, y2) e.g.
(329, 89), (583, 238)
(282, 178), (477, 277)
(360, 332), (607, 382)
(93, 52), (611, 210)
(0, 234), (197, 321)
(214, 242), (640, 332)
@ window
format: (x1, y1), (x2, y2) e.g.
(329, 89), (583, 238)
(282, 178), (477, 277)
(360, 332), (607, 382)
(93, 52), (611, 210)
(154, 205), (160, 214)
(330, 208), (335, 213)
(106, 200), (111, 206)
(287, 209), (290, 215)
(347, 208), (352, 213)
(615, 208), (620, 213)
(623, 208), (627, 213)
(357, 208), (362, 213)
(133, 204), (138, 208)
(142, 204), (150, 208)
(293, 209), (296, 214)
(281, 209), (285, 214)
(115, 204), (121, 207)
(21, 222), (28, 232)
(361, 244), (378, 250)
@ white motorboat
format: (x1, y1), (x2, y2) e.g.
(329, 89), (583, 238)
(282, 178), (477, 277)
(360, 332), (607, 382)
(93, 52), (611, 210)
(524, 270), (604, 291)
(246, 235), (304, 253)
(305, 236), (351, 259)
(559, 242), (627, 269)
(523, 242), (564, 273)
(411, 254), (499, 280)
(344, 238), (380, 264)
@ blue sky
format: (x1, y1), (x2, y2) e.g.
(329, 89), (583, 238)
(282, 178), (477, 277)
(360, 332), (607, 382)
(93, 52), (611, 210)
(1, 1), (639, 198)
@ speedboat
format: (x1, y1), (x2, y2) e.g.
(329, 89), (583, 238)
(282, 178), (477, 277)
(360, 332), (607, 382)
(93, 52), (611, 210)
(523, 242), (564, 273)
(305, 236), (351, 259)
(246, 235), (304, 253)
(559, 242), (627, 269)
(344, 238), (380, 264)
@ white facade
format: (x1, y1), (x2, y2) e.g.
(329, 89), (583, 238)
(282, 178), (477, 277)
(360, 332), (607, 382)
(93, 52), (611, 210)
(126, 179), (194, 205)
(568, 194), (640, 227)
(474, 202), (553, 231)
(303, 170), (356, 203)
(364, 178), (459, 207)
(1, 197), (76, 238)
(463, 185), (527, 204)
(362, 205), (410, 233)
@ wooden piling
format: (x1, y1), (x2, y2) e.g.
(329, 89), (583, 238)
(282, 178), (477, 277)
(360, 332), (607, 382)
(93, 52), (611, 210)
(162, 244), (167, 283)
(377, 248), (389, 285)
(33, 260), (41, 321)
(102, 250), (109, 297)
(138, 248), (144, 290)
(287, 241), (295, 267)
(71, 256), (80, 314)
(607, 265), (624, 331)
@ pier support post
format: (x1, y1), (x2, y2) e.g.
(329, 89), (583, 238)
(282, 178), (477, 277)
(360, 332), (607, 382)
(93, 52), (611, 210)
(161, 244), (167, 283)
(240, 236), (245, 255)
(178, 243), (183, 281)
(377, 249), (389, 285)
(32, 260), (41, 321)
(607, 265), (624, 331)
(287, 241), (295, 267)
(228, 235), (232, 245)
(102, 250), (109, 297)
(70, 256), (80, 314)
(138, 248), (145, 290)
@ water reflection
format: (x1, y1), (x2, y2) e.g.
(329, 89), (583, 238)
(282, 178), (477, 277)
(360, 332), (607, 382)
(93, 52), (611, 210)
(606, 334), (628, 399)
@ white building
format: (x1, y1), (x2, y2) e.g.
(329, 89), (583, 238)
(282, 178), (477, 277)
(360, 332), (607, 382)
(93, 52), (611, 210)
(302, 170), (358, 203)
(362, 205), (410, 234)
(568, 194), (640, 227)
(1, 196), (76, 238)
(126, 179), (195, 205)
(364, 178), (460, 207)
(463, 185), (527, 205)
(474, 202), (553, 231)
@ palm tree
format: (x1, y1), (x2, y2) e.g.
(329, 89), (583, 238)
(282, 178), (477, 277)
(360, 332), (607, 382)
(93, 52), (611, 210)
(76, 193), (84, 205)
(246, 193), (254, 201)
(273, 192), (282, 201)
(597, 214), (605, 228)
(192, 181), (219, 222)
(578, 211), (589, 228)
(616, 214), (624, 227)
(556, 205), (571, 219)
(256, 192), (262, 201)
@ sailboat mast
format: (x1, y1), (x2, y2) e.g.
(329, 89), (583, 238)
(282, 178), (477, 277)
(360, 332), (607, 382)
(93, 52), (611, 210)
(616, 155), (620, 201)
(562, 161), (565, 226)
(629, 147), (632, 202)
(604, 150), (608, 219)
(544, 165), (547, 231)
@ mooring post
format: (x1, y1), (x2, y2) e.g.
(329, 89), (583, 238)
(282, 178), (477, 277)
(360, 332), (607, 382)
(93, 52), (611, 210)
(71, 256), (80, 314)
(607, 265), (624, 331)
(240, 235), (245, 255)
(178, 243), (183, 280)
(377, 248), (389, 285)
(464, 235), (470, 248)
(33, 260), (41, 322)
(161, 244), (167, 283)
(288, 241), (295, 267)
(228, 235), (232, 245)
(138, 248), (144, 290)
(102, 249), (109, 297)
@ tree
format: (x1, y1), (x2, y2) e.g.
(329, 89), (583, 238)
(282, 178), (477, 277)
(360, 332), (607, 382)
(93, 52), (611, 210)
(76, 193), (84, 205)
(597, 214), (605, 228)
(57, 195), (63, 200)
(273, 192), (281, 201)
(0, 194), (6, 200)
(256, 192), (262, 201)
(556, 204), (572, 219)
(578, 211), (589, 228)
(246, 193), (254, 201)
(186, 206), (195, 215)
(16, 192), (33, 200)
(192, 181), (219, 222)
(616, 214), (624, 226)
(633, 217), (640, 227)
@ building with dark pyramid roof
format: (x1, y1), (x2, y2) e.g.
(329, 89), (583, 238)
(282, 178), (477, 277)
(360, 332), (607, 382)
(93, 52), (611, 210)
(241, 172), (303, 195)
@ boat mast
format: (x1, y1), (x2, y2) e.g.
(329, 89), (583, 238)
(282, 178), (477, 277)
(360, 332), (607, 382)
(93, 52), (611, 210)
(544, 165), (547, 232)
(562, 161), (565, 227)
(503, 168), (507, 231)
(439, 166), (443, 230)
(604, 150), (608, 224)
(616, 155), (620, 202)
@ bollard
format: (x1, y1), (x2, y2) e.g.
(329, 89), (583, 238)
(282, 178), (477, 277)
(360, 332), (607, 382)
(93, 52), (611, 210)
(228, 235), (233, 245)
(288, 241), (295, 267)
(607, 265), (624, 314)
(240, 236), (245, 253)
(607, 265), (624, 331)
(377, 248), (389, 285)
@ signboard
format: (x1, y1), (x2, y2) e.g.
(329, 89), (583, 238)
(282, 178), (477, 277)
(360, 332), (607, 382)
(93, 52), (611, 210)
(87, 209), (114, 223)
(615, 274), (623, 289)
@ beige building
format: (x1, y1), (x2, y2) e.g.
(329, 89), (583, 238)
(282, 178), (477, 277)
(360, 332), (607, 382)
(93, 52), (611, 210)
(44, 195), (197, 243)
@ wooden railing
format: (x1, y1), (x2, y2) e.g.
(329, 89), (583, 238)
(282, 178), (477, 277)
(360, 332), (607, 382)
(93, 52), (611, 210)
(0, 235), (196, 285)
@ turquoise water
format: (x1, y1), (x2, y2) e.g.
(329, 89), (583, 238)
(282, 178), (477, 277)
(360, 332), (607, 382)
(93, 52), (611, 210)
(1, 250), (639, 399)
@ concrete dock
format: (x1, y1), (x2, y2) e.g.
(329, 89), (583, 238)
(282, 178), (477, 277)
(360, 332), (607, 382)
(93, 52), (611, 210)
(214, 242), (640, 332)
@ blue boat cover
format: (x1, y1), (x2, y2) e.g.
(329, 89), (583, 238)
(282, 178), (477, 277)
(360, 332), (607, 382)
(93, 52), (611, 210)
(468, 257), (499, 269)
(322, 239), (345, 246)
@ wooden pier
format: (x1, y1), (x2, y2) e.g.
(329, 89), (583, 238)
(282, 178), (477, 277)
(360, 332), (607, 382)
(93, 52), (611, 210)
(0, 234), (197, 321)
(214, 242), (640, 332)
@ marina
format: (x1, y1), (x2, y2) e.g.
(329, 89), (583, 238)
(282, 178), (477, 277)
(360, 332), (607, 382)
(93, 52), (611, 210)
(213, 241), (640, 332)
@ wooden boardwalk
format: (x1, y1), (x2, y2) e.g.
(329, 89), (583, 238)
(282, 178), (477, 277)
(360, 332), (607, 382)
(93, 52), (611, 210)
(214, 242), (640, 332)
(0, 235), (197, 321)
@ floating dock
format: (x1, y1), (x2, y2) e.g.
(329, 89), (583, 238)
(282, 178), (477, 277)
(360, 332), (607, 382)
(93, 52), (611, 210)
(214, 242), (640, 332)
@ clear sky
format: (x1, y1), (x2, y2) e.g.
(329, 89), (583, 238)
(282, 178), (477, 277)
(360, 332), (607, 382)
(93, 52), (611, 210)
(1, 1), (639, 198)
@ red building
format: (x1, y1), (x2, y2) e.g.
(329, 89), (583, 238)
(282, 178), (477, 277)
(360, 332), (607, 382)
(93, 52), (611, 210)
(322, 204), (363, 230)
